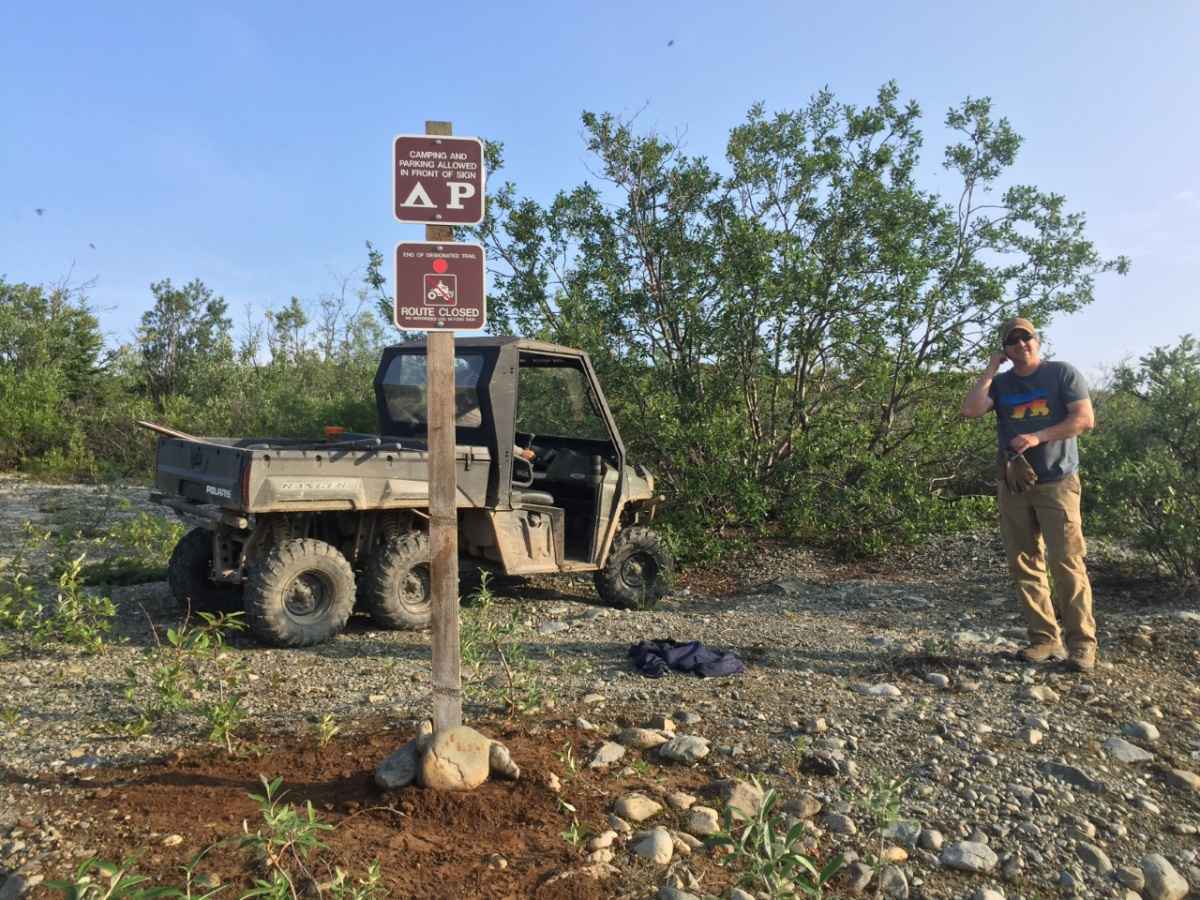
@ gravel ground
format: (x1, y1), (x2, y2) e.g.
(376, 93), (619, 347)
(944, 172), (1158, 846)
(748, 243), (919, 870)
(3, 474), (1200, 899)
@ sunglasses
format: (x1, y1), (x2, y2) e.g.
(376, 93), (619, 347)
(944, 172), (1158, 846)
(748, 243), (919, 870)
(1004, 333), (1035, 346)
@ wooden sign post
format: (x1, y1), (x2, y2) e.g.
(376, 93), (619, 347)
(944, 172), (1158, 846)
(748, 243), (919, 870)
(423, 121), (461, 731)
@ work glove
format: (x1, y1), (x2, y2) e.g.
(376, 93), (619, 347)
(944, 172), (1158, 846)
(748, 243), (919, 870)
(1003, 450), (1038, 494)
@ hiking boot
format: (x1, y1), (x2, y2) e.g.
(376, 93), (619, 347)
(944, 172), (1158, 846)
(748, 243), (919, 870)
(1017, 641), (1066, 663)
(1065, 644), (1096, 672)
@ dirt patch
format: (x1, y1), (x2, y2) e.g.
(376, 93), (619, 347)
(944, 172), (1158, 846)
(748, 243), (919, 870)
(31, 721), (724, 900)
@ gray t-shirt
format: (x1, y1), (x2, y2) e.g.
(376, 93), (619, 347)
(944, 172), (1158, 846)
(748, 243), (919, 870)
(988, 360), (1089, 482)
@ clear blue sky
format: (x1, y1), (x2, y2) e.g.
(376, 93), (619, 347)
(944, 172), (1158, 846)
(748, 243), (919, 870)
(3, 0), (1197, 379)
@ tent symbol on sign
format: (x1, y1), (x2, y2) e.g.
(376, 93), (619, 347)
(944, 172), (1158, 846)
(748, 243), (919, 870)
(425, 274), (457, 306)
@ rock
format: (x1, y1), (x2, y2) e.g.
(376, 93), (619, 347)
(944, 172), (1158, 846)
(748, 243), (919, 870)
(850, 682), (902, 698)
(614, 792), (662, 823)
(488, 742), (520, 780)
(0, 874), (43, 900)
(1164, 768), (1200, 792)
(784, 792), (822, 819)
(883, 820), (921, 847)
(718, 778), (763, 821)
(1077, 841), (1114, 875)
(1041, 761), (1109, 793)
(1141, 854), (1188, 900)
(974, 890), (1006, 900)
(686, 806), (720, 836)
(825, 812), (857, 835)
(414, 718), (434, 752)
(918, 828), (944, 852)
(588, 741), (626, 768)
(877, 865), (908, 899)
(664, 791), (696, 810)
(587, 830), (617, 851)
(941, 841), (999, 873)
(658, 735), (710, 763)
(1115, 865), (1145, 890)
(1018, 727), (1043, 745)
(656, 887), (701, 900)
(1019, 685), (1060, 703)
(1121, 721), (1161, 741)
(375, 739), (421, 789)
(631, 827), (673, 864)
(842, 860), (874, 893)
(1102, 735), (1154, 763)
(418, 726), (491, 791)
(615, 727), (669, 750)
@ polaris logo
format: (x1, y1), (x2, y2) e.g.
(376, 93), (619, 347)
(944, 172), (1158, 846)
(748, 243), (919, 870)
(205, 485), (233, 499)
(279, 481), (351, 491)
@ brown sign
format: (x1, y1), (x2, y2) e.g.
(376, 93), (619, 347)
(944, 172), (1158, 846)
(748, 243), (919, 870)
(394, 242), (487, 331)
(393, 134), (485, 225)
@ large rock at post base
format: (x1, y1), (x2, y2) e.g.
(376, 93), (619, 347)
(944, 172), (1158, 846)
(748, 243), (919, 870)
(375, 738), (422, 789)
(419, 725), (493, 791)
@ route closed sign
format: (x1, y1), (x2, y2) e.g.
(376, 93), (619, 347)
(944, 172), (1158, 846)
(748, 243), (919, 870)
(393, 134), (485, 225)
(394, 241), (486, 331)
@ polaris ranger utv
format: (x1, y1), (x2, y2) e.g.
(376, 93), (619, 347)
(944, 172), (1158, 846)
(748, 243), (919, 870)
(149, 336), (672, 647)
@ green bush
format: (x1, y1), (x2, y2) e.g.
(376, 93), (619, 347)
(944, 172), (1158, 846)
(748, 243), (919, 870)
(1087, 336), (1200, 582)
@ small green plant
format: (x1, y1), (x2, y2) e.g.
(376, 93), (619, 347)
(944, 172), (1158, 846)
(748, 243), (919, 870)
(123, 612), (249, 753)
(788, 734), (808, 771)
(459, 573), (544, 717)
(560, 817), (589, 851)
(706, 775), (844, 900)
(553, 741), (579, 780)
(855, 772), (915, 889)
(626, 757), (652, 778)
(2, 542), (116, 655)
(45, 850), (180, 900)
(82, 512), (186, 585)
(921, 636), (955, 657)
(31, 555), (116, 654)
(45, 779), (384, 900)
(237, 776), (335, 900)
(314, 714), (339, 747)
(0, 707), (21, 727)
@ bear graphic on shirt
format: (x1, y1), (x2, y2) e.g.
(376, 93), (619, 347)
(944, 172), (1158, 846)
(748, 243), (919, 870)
(1002, 390), (1050, 420)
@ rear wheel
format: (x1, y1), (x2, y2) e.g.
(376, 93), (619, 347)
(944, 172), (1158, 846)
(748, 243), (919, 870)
(594, 526), (673, 610)
(360, 533), (432, 630)
(244, 539), (355, 647)
(167, 527), (243, 616)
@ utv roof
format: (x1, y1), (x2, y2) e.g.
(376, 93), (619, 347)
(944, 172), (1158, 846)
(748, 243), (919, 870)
(392, 335), (588, 356)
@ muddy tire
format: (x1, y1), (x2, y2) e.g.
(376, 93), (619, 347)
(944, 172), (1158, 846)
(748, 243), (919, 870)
(594, 526), (673, 610)
(167, 527), (243, 616)
(244, 539), (355, 647)
(360, 533), (432, 630)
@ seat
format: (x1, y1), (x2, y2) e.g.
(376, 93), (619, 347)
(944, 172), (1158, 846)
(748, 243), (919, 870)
(511, 489), (555, 507)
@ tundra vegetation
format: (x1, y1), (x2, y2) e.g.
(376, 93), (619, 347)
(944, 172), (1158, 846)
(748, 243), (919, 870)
(1, 84), (1194, 580)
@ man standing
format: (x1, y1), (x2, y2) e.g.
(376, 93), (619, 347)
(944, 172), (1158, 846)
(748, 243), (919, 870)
(961, 317), (1098, 671)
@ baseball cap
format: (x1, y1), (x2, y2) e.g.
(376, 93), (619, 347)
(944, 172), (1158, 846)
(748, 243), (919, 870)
(999, 317), (1038, 344)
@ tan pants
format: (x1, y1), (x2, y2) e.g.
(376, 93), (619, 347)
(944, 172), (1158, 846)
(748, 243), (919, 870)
(997, 473), (1096, 650)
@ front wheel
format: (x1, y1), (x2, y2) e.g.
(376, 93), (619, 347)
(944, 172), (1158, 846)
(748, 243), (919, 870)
(594, 527), (674, 610)
(244, 539), (355, 647)
(360, 533), (432, 630)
